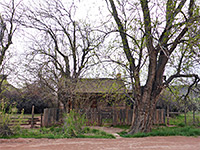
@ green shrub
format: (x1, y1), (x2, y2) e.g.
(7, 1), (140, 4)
(63, 110), (87, 137)
(0, 100), (24, 137)
(178, 122), (186, 127)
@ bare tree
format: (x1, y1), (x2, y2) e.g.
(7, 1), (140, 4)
(0, 0), (22, 93)
(105, 0), (200, 134)
(20, 0), (103, 111)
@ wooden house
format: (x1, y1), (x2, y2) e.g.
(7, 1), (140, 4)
(60, 77), (128, 110)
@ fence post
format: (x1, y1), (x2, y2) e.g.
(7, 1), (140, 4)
(43, 108), (49, 127)
(40, 113), (43, 127)
(31, 105), (35, 128)
(193, 109), (196, 125)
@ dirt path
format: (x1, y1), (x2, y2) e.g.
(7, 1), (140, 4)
(0, 136), (200, 150)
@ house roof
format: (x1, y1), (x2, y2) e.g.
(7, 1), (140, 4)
(65, 78), (126, 94)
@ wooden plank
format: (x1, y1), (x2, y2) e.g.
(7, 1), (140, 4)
(169, 112), (182, 115)
(49, 108), (53, 126)
(126, 108), (128, 124)
(128, 109), (133, 125)
(58, 109), (63, 122)
(112, 107), (117, 126)
(11, 117), (39, 119)
(98, 109), (102, 126)
(119, 109), (122, 125)
(43, 108), (49, 127)
(161, 109), (165, 124)
(53, 108), (57, 124)
(94, 108), (98, 125)
(122, 109), (126, 125)
(56, 109), (59, 122)
(156, 109), (159, 124)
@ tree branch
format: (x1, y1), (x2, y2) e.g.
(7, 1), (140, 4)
(107, 0), (136, 72)
(165, 74), (199, 86)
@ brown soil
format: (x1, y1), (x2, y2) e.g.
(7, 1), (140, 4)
(0, 127), (200, 150)
(0, 136), (200, 150)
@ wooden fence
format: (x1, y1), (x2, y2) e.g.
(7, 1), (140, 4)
(0, 117), (40, 128)
(0, 106), (41, 128)
(41, 108), (64, 127)
(42, 108), (165, 127)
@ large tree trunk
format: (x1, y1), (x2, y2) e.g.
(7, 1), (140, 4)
(128, 87), (162, 134)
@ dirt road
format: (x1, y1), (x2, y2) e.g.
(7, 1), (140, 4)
(1, 127), (200, 150)
(0, 136), (200, 150)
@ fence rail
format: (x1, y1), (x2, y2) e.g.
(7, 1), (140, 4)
(0, 117), (41, 127)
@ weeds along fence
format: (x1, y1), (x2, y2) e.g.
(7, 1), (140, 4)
(42, 108), (165, 127)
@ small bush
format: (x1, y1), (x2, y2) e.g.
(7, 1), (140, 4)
(63, 110), (87, 137)
(0, 100), (24, 137)
(178, 123), (186, 127)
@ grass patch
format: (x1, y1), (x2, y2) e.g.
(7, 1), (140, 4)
(119, 126), (200, 138)
(0, 126), (115, 139)
(168, 112), (200, 126)
(77, 127), (115, 138)
(112, 125), (130, 130)
(78, 129), (115, 138)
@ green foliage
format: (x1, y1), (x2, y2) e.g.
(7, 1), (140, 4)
(0, 100), (24, 137)
(119, 126), (200, 138)
(63, 110), (87, 137)
(178, 122), (186, 127)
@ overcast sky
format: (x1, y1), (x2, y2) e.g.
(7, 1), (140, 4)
(1, 0), (200, 87)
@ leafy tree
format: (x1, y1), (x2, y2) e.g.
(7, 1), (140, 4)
(105, 0), (200, 134)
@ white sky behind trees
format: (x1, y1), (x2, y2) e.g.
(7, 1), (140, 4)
(0, 0), (199, 87)
(0, 0), (108, 86)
